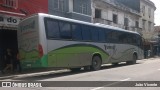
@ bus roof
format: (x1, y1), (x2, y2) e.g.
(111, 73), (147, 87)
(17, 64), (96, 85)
(22, 13), (140, 35)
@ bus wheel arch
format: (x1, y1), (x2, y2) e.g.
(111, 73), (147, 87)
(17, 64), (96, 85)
(127, 52), (137, 65)
(132, 52), (138, 63)
(90, 54), (102, 71)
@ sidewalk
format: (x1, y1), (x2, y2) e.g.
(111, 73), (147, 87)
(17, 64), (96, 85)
(0, 69), (68, 80)
(153, 56), (160, 58)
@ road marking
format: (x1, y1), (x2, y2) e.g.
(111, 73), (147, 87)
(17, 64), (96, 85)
(120, 78), (131, 81)
(91, 78), (131, 90)
(91, 87), (104, 90)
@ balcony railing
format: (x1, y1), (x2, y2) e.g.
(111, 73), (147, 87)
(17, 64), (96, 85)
(93, 18), (112, 25)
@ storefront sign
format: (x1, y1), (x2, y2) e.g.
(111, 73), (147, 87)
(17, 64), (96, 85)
(0, 14), (21, 27)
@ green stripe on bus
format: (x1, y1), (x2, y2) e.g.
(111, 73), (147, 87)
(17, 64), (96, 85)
(47, 44), (109, 67)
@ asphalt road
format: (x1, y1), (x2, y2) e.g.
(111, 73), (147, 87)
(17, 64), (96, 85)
(0, 58), (160, 90)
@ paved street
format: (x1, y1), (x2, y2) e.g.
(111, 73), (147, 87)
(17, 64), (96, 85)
(0, 58), (160, 90)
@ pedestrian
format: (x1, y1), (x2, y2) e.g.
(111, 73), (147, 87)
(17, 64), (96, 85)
(2, 48), (13, 73)
(148, 50), (151, 58)
(16, 51), (22, 73)
(0, 48), (4, 72)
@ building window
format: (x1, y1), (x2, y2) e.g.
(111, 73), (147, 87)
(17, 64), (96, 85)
(148, 22), (151, 31)
(80, 3), (88, 15)
(148, 8), (151, 18)
(95, 9), (101, 18)
(53, 0), (58, 9)
(142, 5), (145, 16)
(135, 21), (139, 28)
(73, 0), (91, 16)
(113, 14), (118, 24)
(142, 19), (146, 30)
(3, 0), (18, 9)
(53, 0), (65, 12)
(124, 18), (129, 30)
(124, 18), (129, 26)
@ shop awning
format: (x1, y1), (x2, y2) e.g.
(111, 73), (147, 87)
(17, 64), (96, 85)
(0, 10), (26, 17)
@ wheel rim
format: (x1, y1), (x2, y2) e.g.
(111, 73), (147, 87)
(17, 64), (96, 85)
(93, 59), (98, 67)
(92, 56), (101, 70)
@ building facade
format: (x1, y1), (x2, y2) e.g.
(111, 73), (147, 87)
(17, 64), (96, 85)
(153, 26), (160, 44)
(140, 0), (156, 40)
(116, 0), (140, 12)
(48, 0), (92, 22)
(92, 0), (142, 34)
(114, 0), (156, 56)
(114, 0), (156, 40)
(92, 0), (156, 40)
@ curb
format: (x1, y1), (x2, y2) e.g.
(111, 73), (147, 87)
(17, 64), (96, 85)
(0, 75), (16, 80)
(0, 69), (69, 80)
(14, 69), (69, 79)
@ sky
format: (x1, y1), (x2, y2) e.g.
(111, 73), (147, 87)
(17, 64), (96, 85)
(150, 0), (160, 26)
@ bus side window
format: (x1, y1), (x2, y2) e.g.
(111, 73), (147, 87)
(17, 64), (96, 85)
(59, 21), (72, 39)
(81, 25), (91, 41)
(72, 24), (82, 40)
(126, 34), (133, 45)
(137, 35), (143, 49)
(45, 20), (60, 39)
(132, 34), (137, 45)
(91, 27), (99, 42)
(118, 32), (125, 44)
(98, 29), (106, 42)
(107, 31), (119, 43)
(105, 29), (112, 43)
(119, 33), (128, 44)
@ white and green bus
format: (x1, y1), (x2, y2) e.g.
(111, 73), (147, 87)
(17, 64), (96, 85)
(18, 13), (144, 71)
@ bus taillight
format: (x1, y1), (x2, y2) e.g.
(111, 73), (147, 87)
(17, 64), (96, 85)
(38, 44), (43, 57)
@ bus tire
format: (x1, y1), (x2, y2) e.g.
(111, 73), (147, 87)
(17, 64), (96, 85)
(90, 56), (102, 71)
(127, 54), (137, 64)
(70, 68), (81, 72)
(132, 54), (137, 64)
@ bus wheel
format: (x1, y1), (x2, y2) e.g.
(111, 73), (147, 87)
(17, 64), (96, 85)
(127, 54), (137, 64)
(70, 68), (81, 72)
(90, 56), (102, 71)
(132, 54), (137, 64)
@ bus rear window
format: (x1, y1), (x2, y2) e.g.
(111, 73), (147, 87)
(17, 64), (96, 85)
(45, 19), (60, 39)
